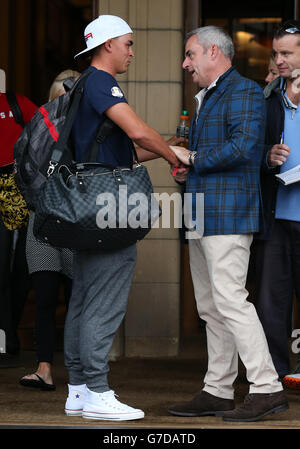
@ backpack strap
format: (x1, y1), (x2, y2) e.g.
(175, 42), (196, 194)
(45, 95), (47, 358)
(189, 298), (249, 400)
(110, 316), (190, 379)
(48, 71), (91, 170)
(6, 91), (25, 128)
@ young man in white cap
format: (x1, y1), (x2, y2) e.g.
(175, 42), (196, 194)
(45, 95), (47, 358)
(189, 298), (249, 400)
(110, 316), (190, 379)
(63, 15), (181, 421)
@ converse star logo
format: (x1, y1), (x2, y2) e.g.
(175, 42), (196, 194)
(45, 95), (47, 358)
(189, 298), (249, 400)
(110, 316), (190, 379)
(75, 393), (81, 399)
(111, 86), (123, 98)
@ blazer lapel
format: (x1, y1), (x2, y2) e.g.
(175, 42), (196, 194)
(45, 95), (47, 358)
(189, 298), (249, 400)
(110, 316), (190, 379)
(191, 67), (238, 151)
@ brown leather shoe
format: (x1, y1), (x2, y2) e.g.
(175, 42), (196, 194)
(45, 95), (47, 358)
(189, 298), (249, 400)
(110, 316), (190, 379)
(168, 390), (234, 417)
(223, 390), (289, 422)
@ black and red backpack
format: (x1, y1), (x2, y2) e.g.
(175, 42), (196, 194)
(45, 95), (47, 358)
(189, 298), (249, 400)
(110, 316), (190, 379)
(13, 73), (90, 210)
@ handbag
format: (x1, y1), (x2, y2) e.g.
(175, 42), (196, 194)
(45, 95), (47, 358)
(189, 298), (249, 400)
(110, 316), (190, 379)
(0, 93), (29, 230)
(33, 107), (161, 251)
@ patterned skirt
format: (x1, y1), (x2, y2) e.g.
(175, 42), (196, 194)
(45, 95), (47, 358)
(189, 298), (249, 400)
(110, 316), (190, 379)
(26, 212), (73, 278)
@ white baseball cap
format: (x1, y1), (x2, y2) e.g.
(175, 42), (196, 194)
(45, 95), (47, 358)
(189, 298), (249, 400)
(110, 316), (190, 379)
(74, 15), (133, 59)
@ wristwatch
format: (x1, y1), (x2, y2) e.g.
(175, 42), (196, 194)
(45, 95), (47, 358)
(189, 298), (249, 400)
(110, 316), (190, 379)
(188, 151), (197, 166)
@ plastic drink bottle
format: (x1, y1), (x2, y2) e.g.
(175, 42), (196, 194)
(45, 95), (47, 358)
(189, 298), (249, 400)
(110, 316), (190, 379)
(176, 110), (189, 147)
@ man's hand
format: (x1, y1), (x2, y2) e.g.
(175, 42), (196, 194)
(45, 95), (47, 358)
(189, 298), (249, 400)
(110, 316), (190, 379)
(170, 165), (189, 183)
(168, 152), (182, 168)
(166, 136), (188, 147)
(267, 144), (291, 167)
(169, 145), (191, 166)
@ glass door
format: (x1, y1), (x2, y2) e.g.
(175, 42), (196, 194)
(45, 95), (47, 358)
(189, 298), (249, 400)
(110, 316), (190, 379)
(202, 0), (295, 86)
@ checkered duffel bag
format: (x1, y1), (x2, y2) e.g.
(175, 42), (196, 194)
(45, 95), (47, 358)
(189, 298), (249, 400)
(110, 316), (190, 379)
(33, 161), (160, 251)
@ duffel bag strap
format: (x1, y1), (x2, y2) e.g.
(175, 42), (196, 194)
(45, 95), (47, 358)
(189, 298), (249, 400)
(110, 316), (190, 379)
(85, 117), (140, 167)
(85, 118), (116, 163)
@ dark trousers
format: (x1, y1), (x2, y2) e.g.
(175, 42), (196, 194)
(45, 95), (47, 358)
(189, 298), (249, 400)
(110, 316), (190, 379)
(0, 219), (30, 354)
(64, 244), (136, 391)
(32, 271), (71, 364)
(253, 219), (300, 378)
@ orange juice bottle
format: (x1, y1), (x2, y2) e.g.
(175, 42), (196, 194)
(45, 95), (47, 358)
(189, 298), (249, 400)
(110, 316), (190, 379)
(176, 110), (189, 148)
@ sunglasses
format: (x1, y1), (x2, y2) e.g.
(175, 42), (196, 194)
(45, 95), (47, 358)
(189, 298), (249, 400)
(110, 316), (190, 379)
(284, 26), (300, 34)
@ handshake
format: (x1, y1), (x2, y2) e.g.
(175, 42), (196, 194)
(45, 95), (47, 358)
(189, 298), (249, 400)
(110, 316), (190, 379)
(167, 136), (192, 183)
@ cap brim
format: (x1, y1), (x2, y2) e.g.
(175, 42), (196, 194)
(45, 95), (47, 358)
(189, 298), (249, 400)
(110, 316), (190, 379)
(74, 46), (96, 59)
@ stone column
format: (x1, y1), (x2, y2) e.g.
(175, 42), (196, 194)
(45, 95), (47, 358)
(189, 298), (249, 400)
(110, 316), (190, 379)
(98, 0), (184, 357)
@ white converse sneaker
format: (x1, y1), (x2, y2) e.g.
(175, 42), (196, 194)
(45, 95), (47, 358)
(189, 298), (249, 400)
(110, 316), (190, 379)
(65, 384), (87, 416)
(82, 388), (145, 421)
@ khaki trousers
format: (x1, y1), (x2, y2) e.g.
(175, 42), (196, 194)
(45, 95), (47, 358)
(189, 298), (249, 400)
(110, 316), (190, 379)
(189, 234), (282, 399)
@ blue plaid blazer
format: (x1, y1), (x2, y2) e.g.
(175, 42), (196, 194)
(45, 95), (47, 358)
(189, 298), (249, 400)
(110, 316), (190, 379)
(186, 67), (266, 236)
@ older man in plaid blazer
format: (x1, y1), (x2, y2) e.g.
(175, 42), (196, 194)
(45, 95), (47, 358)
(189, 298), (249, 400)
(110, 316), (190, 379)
(168, 26), (288, 422)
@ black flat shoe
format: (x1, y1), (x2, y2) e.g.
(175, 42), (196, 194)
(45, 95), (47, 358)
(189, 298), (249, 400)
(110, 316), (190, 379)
(19, 373), (56, 391)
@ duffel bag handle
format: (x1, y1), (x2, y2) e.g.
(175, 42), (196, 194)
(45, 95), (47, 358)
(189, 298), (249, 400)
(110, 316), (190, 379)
(58, 161), (129, 175)
(75, 161), (120, 171)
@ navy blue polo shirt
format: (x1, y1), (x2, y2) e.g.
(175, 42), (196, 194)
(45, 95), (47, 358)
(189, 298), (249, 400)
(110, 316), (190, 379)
(72, 66), (133, 167)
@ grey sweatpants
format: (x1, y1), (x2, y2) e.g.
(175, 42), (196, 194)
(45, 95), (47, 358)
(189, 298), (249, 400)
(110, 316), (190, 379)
(64, 244), (137, 392)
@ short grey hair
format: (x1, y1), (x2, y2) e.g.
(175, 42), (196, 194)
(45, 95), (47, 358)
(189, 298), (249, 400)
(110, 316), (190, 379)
(186, 26), (235, 61)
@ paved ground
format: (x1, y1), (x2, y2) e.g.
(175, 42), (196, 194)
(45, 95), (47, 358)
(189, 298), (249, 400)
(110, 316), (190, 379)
(0, 349), (299, 433)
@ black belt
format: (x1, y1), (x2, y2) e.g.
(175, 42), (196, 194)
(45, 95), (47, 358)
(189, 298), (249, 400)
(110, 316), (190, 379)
(0, 164), (13, 174)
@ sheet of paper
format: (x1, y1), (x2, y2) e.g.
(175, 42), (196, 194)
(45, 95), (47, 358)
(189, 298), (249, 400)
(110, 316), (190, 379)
(275, 164), (300, 185)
